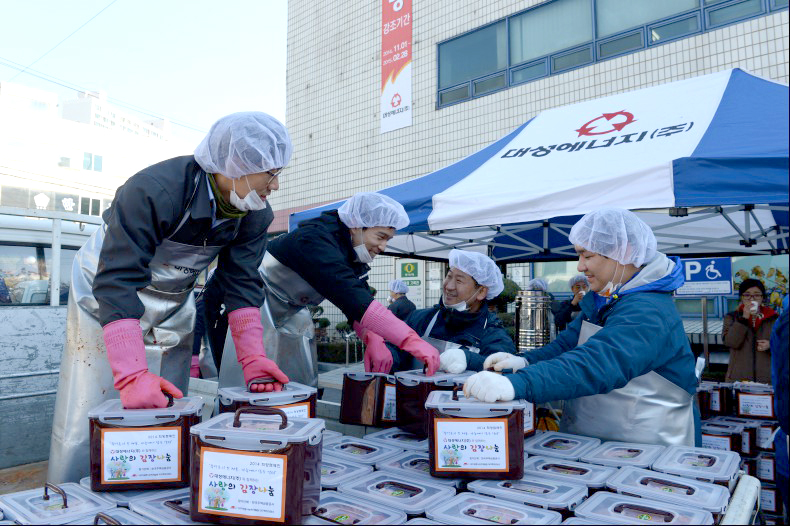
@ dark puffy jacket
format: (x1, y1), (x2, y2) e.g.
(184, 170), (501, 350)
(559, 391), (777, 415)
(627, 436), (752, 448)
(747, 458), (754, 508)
(388, 295), (416, 321)
(267, 210), (373, 323)
(554, 299), (582, 332)
(388, 301), (517, 372)
(770, 303), (788, 479)
(94, 156), (272, 326)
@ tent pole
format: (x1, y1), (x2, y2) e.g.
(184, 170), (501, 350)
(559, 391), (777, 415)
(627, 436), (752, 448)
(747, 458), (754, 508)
(701, 296), (710, 371)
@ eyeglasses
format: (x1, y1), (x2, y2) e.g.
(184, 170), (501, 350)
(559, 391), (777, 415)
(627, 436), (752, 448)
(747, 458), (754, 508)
(742, 293), (763, 300)
(267, 168), (282, 178)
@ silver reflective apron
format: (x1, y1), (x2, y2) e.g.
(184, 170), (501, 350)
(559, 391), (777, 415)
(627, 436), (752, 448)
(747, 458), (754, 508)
(48, 201), (225, 483)
(559, 320), (695, 446)
(219, 252), (319, 388)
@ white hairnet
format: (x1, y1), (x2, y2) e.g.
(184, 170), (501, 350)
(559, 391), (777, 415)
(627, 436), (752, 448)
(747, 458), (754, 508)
(569, 208), (657, 267)
(194, 112), (292, 179)
(568, 275), (589, 289)
(526, 278), (549, 292)
(448, 249), (504, 300)
(388, 279), (409, 294)
(337, 192), (409, 230)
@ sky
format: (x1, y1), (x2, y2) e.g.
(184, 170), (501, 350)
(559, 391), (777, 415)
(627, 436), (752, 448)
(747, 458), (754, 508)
(0, 0), (288, 146)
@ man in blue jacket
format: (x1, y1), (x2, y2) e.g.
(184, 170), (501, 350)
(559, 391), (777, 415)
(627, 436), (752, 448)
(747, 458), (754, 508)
(387, 249), (516, 373)
(770, 295), (788, 517)
(467, 208), (700, 447)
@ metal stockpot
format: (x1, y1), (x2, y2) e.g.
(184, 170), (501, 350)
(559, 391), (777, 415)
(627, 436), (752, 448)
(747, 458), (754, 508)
(515, 290), (552, 351)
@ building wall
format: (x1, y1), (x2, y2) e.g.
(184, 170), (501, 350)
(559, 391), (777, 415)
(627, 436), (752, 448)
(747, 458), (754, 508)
(281, 0), (788, 336)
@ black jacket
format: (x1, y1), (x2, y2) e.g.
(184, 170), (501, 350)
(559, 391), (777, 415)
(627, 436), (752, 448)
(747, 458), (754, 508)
(388, 295), (416, 321)
(267, 210), (373, 323)
(554, 299), (582, 332)
(93, 156), (273, 326)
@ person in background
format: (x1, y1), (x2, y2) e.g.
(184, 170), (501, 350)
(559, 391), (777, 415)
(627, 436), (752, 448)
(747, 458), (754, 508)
(387, 279), (416, 320)
(387, 249), (516, 374)
(48, 112), (292, 483)
(554, 275), (589, 332)
(722, 278), (777, 383)
(770, 294), (788, 519)
(467, 208), (699, 447)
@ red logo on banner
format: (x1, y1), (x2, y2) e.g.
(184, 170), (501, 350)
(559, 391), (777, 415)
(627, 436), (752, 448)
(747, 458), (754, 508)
(391, 93), (402, 107)
(575, 111), (636, 137)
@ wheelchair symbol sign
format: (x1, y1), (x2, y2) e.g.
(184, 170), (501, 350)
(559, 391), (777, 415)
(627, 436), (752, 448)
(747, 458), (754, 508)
(677, 257), (732, 295)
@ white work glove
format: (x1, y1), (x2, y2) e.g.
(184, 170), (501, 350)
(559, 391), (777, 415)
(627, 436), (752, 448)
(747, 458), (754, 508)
(483, 352), (528, 372)
(439, 348), (467, 374)
(463, 371), (515, 403)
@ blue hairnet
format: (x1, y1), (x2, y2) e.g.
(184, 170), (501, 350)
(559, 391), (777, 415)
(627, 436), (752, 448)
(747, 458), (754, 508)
(449, 249), (504, 300)
(388, 279), (409, 294)
(194, 112), (292, 179)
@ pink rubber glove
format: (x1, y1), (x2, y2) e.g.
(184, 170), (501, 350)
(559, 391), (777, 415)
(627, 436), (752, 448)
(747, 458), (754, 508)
(190, 355), (201, 378)
(354, 301), (440, 375)
(228, 307), (289, 392)
(103, 318), (183, 409)
(362, 330), (393, 373)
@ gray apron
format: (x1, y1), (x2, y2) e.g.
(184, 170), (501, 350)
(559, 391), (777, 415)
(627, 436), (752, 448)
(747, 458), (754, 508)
(559, 320), (695, 446)
(219, 252), (319, 388)
(48, 181), (226, 483)
(409, 310), (481, 369)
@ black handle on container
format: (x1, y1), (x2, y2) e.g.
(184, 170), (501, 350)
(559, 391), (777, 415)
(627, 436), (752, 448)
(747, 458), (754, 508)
(233, 406), (288, 430)
(164, 499), (190, 515)
(313, 508), (348, 525)
(94, 512), (121, 525)
(247, 377), (277, 392)
(42, 483), (68, 509)
(452, 385), (461, 401)
(164, 392), (174, 407)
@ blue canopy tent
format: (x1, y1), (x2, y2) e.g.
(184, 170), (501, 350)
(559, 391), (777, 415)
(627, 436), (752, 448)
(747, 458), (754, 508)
(290, 69), (789, 262)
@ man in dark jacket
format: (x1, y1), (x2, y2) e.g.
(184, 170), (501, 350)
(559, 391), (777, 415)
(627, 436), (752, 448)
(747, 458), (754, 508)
(387, 279), (416, 320)
(554, 275), (589, 332)
(386, 249), (517, 373)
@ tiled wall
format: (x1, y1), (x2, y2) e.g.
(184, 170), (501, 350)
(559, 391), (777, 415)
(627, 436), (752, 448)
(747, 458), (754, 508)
(280, 1), (788, 338)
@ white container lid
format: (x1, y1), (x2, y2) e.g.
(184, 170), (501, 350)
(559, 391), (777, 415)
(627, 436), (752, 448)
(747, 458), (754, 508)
(77, 477), (175, 507)
(425, 390), (526, 416)
(404, 519), (445, 525)
(579, 441), (666, 468)
(65, 507), (158, 525)
(302, 491), (407, 525)
(375, 451), (463, 488)
(524, 432), (601, 461)
(189, 412), (324, 450)
(344, 372), (396, 382)
(651, 446), (741, 483)
(0, 483), (115, 525)
(217, 381), (316, 405)
(606, 466), (730, 514)
(394, 369), (471, 387)
(128, 488), (205, 525)
(87, 397), (203, 426)
(702, 421), (745, 435)
(733, 381), (773, 393)
(323, 437), (404, 466)
(523, 456), (617, 488)
(573, 491), (714, 524)
(323, 429), (343, 445)
(560, 519), (600, 525)
(337, 471), (455, 515)
(364, 427), (429, 451)
(426, 493), (563, 525)
(468, 476), (588, 511)
(319, 454), (374, 490)
(709, 416), (761, 429)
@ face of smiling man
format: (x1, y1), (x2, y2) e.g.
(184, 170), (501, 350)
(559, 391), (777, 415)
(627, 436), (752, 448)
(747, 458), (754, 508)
(443, 267), (487, 313)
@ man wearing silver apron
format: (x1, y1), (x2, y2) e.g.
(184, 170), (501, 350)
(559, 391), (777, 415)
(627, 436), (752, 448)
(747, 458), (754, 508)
(468, 208), (700, 447)
(48, 112), (293, 483)
(212, 192), (442, 388)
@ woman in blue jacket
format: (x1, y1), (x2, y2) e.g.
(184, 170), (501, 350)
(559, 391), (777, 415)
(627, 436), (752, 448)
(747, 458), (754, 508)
(467, 208), (700, 447)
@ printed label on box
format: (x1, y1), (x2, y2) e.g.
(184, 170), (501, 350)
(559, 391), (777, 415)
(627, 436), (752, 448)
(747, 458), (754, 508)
(701, 434), (732, 451)
(761, 488), (777, 513)
(199, 448), (286, 522)
(524, 402), (535, 434)
(434, 418), (508, 472)
(273, 402), (310, 419)
(101, 427), (180, 484)
(381, 383), (397, 421)
(758, 457), (775, 481)
(710, 390), (721, 411)
(758, 425), (776, 449)
(741, 432), (751, 454)
(738, 393), (774, 418)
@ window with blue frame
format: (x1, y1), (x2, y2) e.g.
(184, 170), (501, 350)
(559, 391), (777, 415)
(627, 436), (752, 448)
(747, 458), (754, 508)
(437, 0), (787, 108)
